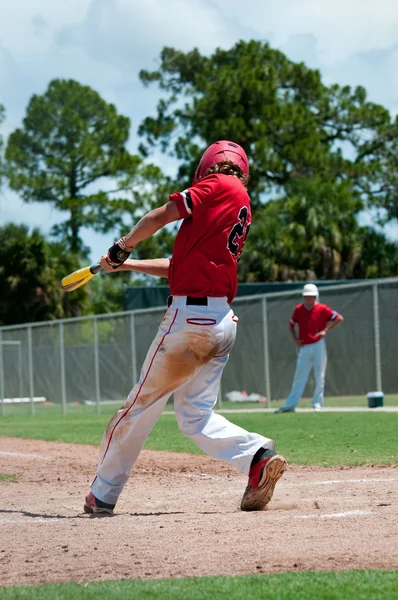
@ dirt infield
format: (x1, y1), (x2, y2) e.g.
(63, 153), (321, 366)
(0, 437), (397, 587)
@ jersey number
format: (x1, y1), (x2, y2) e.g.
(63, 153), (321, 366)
(227, 207), (251, 261)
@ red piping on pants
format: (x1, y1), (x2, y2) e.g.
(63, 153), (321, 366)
(98, 309), (179, 468)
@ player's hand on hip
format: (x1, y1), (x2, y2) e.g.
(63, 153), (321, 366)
(107, 237), (132, 269)
(317, 330), (327, 339)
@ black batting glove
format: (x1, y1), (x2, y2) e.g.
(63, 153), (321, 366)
(107, 238), (131, 269)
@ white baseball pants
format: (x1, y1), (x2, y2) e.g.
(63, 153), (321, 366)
(283, 339), (327, 410)
(91, 296), (273, 505)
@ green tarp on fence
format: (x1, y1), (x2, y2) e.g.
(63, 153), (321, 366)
(123, 280), (365, 311)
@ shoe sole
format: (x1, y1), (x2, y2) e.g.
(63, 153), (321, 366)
(241, 455), (287, 511)
(84, 503), (114, 516)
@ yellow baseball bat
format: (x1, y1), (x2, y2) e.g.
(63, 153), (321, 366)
(61, 264), (102, 292)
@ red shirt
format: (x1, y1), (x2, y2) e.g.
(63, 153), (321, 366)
(169, 174), (251, 303)
(290, 302), (338, 345)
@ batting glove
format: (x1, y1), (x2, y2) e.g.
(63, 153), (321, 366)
(107, 237), (133, 269)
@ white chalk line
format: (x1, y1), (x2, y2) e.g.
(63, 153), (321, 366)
(0, 517), (63, 525)
(181, 473), (398, 488)
(0, 451), (52, 460)
(295, 510), (375, 519)
(0, 451), (85, 463)
(2, 452), (398, 489)
(285, 477), (398, 487)
(181, 473), (215, 480)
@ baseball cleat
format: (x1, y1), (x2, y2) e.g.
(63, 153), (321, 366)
(241, 449), (287, 511)
(84, 491), (115, 516)
(313, 403), (322, 412)
(274, 406), (295, 413)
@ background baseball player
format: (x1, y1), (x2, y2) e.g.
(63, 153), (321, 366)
(276, 283), (344, 413)
(84, 140), (287, 515)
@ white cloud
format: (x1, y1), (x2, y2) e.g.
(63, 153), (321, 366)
(280, 33), (321, 68)
(0, 0), (89, 49)
(0, 188), (63, 233)
(325, 44), (398, 113)
(55, 0), (242, 70)
(214, 0), (398, 61)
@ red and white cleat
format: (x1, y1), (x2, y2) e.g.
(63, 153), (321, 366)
(241, 450), (287, 511)
(84, 491), (115, 516)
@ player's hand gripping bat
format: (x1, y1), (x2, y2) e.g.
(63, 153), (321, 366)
(61, 264), (102, 292)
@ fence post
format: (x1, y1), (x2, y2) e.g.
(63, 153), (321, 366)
(130, 314), (137, 385)
(59, 323), (67, 415)
(27, 326), (35, 416)
(373, 283), (382, 392)
(262, 297), (272, 406)
(93, 317), (101, 415)
(0, 330), (4, 417)
(18, 342), (23, 402)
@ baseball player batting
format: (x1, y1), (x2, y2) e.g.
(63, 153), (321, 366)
(276, 283), (344, 413)
(84, 140), (287, 515)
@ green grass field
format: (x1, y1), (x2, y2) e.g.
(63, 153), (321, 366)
(222, 393), (398, 410)
(0, 472), (18, 482)
(0, 403), (397, 466)
(2, 392), (396, 418)
(1, 404), (397, 598)
(1, 570), (397, 600)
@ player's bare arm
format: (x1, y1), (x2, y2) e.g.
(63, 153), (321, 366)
(289, 323), (303, 347)
(107, 201), (180, 268)
(124, 202), (180, 250)
(319, 313), (344, 337)
(100, 256), (170, 278)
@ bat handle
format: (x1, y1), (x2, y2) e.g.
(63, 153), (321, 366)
(90, 264), (102, 275)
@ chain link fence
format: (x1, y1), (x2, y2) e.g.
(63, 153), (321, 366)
(1, 278), (397, 416)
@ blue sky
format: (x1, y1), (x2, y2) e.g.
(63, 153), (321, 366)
(1, 0), (397, 262)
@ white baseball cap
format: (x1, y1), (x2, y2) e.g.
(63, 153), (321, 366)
(302, 283), (319, 297)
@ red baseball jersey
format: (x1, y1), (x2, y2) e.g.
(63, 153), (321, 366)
(289, 302), (339, 345)
(168, 173), (251, 303)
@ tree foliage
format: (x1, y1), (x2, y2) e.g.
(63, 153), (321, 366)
(238, 184), (398, 281)
(138, 41), (397, 280)
(0, 223), (89, 325)
(139, 42), (390, 200)
(86, 271), (129, 315)
(353, 228), (398, 279)
(0, 104), (5, 190)
(1, 41), (396, 319)
(356, 118), (398, 222)
(5, 79), (164, 256)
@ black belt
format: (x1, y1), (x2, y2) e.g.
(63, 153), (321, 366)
(167, 295), (208, 307)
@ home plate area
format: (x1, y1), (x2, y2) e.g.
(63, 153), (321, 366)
(0, 437), (397, 586)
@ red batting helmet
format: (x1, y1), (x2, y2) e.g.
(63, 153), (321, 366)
(192, 140), (249, 185)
